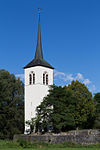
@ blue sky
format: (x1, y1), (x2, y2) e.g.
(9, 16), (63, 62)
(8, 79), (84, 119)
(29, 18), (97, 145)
(0, 0), (100, 94)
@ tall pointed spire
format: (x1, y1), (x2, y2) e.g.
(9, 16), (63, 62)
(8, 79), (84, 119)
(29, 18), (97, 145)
(35, 9), (43, 59)
(24, 7), (54, 69)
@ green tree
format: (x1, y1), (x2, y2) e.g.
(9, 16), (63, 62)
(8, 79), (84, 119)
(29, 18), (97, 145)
(93, 93), (100, 128)
(34, 81), (95, 133)
(36, 85), (76, 133)
(67, 80), (95, 129)
(0, 69), (24, 139)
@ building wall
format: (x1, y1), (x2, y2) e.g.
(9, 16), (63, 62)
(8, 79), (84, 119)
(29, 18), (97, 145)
(24, 66), (53, 133)
(14, 130), (100, 145)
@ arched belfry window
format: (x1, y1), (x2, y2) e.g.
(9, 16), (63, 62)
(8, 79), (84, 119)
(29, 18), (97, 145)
(29, 72), (35, 85)
(43, 72), (48, 85)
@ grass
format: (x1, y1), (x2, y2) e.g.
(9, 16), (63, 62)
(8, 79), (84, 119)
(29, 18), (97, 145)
(0, 140), (100, 150)
(1, 148), (100, 150)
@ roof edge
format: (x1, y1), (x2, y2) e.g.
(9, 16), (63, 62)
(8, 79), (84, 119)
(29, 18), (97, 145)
(24, 64), (54, 70)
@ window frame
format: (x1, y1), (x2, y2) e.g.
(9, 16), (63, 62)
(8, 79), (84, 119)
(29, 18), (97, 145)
(29, 71), (35, 85)
(43, 72), (48, 85)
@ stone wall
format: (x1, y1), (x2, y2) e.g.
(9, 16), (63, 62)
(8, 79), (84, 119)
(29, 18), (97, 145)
(13, 130), (100, 145)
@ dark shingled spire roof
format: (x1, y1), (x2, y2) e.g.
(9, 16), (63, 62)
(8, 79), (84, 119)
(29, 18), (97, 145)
(24, 13), (54, 69)
(35, 14), (43, 60)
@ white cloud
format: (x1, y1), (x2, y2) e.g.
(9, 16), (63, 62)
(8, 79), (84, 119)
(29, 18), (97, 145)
(54, 70), (74, 82)
(54, 70), (96, 92)
(89, 85), (96, 92)
(16, 74), (24, 81)
(83, 79), (91, 85)
(64, 74), (74, 81)
(76, 73), (84, 80)
(54, 70), (66, 77)
(54, 70), (91, 85)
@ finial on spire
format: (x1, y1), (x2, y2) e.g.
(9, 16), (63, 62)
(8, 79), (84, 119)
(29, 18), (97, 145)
(38, 6), (42, 16)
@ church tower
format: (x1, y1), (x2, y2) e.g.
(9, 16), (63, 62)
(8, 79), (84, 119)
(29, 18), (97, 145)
(24, 12), (54, 133)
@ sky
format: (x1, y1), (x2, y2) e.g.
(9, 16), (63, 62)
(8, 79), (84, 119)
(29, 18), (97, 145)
(0, 0), (100, 94)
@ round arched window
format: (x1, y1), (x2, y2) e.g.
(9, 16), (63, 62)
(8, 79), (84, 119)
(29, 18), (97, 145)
(43, 72), (48, 85)
(29, 72), (35, 85)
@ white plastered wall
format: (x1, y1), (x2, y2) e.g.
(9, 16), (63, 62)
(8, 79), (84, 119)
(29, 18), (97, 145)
(24, 66), (53, 133)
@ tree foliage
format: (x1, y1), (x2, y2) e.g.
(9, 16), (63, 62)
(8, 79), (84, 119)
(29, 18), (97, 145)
(93, 93), (100, 128)
(34, 81), (95, 133)
(0, 70), (24, 139)
(36, 86), (76, 133)
(67, 80), (95, 129)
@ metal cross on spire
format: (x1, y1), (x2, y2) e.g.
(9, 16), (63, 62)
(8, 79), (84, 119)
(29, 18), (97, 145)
(38, 6), (42, 16)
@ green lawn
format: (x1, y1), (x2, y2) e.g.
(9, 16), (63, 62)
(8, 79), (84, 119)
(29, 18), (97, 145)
(1, 148), (100, 150)
(0, 140), (100, 150)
